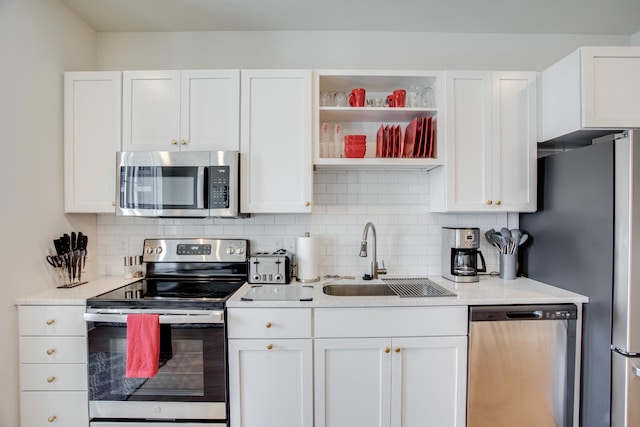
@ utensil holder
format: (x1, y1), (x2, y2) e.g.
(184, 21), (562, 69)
(499, 253), (517, 280)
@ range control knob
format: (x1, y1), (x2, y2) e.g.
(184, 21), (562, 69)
(274, 274), (283, 282)
(252, 274), (261, 282)
(237, 247), (245, 255)
(155, 247), (163, 254)
(227, 247), (236, 255)
(145, 247), (154, 254)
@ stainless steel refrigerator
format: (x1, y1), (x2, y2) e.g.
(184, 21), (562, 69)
(519, 130), (640, 427)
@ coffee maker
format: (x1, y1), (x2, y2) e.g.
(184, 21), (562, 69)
(442, 227), (486, 283)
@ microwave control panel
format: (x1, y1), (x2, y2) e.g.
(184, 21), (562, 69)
(209, 166), (230, 209)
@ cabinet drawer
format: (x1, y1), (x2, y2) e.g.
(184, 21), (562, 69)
(20, 391), (88, 427)
(18, 306), (86, 336)
(19, 336), (87, 364)
(227, 308), (312, 338)
(315, 306), (468, 338)
(20, 363), (87, 391)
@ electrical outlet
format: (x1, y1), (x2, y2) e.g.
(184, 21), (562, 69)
(118, 237), (128, 254)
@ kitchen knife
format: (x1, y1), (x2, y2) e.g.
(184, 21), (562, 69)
(71, 232), (77, 251)
(61, 234), (71, 254)
(53, 238), (64, 256)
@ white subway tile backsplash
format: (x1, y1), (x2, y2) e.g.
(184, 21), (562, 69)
(97, 170), (509, 278)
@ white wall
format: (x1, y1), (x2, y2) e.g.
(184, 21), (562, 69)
(96, 31), (630, 71)
(0, 1), (97, 425)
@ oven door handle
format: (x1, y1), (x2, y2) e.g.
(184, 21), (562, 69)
(83, 311), (224, 324)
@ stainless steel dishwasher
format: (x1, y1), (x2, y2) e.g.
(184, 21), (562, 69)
(467, 304), (578, 427)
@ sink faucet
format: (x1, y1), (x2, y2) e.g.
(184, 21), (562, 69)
(359, 222), (387, 280)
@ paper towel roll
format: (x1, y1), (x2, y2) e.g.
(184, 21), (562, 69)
(296, 234), (320, 282)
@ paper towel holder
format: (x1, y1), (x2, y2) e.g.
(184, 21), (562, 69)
(296, 232), (320, 283)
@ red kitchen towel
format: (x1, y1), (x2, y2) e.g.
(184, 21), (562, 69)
(126, 314), (160, 378)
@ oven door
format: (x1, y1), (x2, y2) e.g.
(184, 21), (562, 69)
(84, 309), (227, 422)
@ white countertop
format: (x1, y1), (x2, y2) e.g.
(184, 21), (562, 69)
(14, 274), (588, 307)
(226, 275), (588, 308)
(14, 276), (139, 306)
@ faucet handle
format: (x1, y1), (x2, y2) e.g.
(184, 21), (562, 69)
(377, 260), (387, 276)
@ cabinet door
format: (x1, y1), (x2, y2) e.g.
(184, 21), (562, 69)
(443, 71), (493, 211)
(64, 72), (121, 213)
(228, 339), (313, 427)
(20, 391), (88, 427)
(122, 70), (181, 151)
(582, 47), (640, 128)
(18, 305), (86, 336)
(240, 70), (313, 213)
(20, 363), (87, 391)
(180, 69), (240, 151)
(437, 71), (536, 212)
(490, 72), (537, 212)
(315, 338), (392, 427)
(390, 336), (467, 427)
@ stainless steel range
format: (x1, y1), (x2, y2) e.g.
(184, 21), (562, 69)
(85, 238), (249, 427)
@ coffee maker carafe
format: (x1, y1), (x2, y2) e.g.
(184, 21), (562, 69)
(442, 227), (486, 283)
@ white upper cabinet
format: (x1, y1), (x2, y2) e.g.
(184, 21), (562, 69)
(430, 71), (537, 213)
(240, 69), (313, 213)
(122, 70), (240, 151)
(64, 71), (121, 213)
(540, 46), (640, 142)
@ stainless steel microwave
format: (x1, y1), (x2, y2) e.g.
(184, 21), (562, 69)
(116, 151), (245, 218)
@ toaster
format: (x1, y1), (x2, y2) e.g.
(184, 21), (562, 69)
(248, 250), (294, 284)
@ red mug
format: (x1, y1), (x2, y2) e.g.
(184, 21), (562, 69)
(392, 89), (406, 108)
(348, 88), (366, 107)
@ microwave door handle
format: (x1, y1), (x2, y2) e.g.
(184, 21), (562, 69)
(83, 312), (224, 324)
(198, 166), (206, 209)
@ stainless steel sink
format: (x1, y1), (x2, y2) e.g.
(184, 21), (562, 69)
(322, 278), (457, 298)
(322, 283), (395, 296)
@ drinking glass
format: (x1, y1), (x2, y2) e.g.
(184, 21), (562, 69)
(320, 91), (333, 107)
(420, 87), (434, 108)
(334, 91), (348, 107)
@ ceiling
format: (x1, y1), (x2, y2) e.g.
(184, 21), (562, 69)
(60, 0), (640, 36)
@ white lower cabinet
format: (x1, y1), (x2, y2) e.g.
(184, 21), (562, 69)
(227, 308), (313, 427)
(314, 307), (468, 427)
(17, 305), (88, 427)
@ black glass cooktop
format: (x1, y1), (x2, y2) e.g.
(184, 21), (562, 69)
(87, 279), (244, 309)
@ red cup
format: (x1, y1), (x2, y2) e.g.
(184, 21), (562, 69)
(392, 89), (406, 108)
(387, 94), (395, 107)
(348, 88), (366, 107)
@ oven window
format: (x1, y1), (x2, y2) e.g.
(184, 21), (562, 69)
(87, 322), (225, 402)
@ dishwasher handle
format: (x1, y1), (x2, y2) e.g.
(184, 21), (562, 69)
(470, 304), (578, 322)
(506, 310), (543, 319)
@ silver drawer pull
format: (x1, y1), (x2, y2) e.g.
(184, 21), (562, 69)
(47, 376), (56, 383)
(48, 415), (57, 423)
(46, 348), (56, 356)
